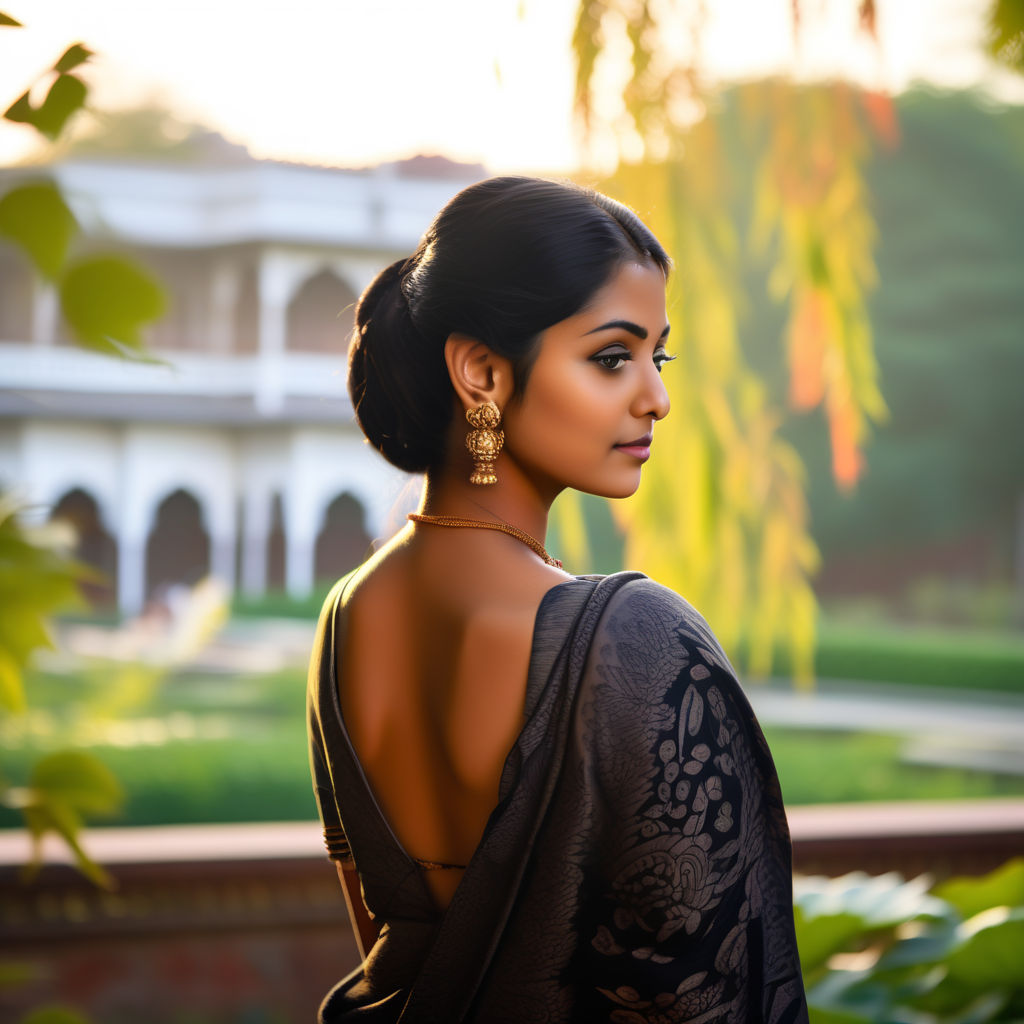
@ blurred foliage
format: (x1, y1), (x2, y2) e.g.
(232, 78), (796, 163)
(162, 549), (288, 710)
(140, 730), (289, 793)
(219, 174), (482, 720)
(3, 42), (91, 140)
(0, 35), (117, 1016)
(570, 3), (896, 683)
(788, 88), (1024, 573)
(0, 549), (228, 879)
(0, 171), (167, 354)
(987, 0), (1024, 72)
(603, 128), (823, 685)
(59, 254), (167, 356)
(7, 750), (122, 888)
(0, 181), (75, 278)
(0, 20), (166, 356)
(748, 82), (888, 487)
(795, 860), (1024, 1022)
(0, 498), (124, 885)
(0, 498), (86, 712)
(0, 12), (173, 901)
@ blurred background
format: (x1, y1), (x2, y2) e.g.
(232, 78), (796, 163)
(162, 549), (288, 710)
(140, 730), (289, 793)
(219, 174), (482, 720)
(0, 1), (1022, 1022)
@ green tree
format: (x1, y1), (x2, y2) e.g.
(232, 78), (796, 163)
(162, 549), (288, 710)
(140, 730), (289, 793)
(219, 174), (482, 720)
(0, 13), (166, 882)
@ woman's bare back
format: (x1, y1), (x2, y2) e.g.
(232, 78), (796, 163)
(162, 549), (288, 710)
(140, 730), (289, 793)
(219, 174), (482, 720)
(337, 526), (569, 907)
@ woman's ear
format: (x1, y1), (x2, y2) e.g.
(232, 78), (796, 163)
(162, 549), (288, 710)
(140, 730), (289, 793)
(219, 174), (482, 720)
(444, 333), (515, 412)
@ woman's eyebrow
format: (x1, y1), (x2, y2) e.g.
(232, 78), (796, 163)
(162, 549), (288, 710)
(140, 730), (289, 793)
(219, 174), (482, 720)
(584, 320), (672, 341)
(584, 319), (647, 339)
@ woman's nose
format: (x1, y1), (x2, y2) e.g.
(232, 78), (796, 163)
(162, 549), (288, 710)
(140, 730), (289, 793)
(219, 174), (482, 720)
(633, 363), (671, 422)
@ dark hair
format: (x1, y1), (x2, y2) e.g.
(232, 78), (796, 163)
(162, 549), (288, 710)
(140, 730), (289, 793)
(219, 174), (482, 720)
(347, 176), (670, 473)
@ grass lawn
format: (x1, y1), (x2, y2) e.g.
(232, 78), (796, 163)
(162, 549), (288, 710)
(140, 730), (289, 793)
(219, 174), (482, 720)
(810, 620), (1024, 694)
(763, 727), (1024, 805)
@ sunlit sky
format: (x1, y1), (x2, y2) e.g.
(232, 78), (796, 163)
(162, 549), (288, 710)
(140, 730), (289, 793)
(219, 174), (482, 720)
(0, 0), (1018, 173)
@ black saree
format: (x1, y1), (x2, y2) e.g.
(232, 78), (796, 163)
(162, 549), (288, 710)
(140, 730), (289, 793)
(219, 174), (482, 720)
(307, 571), (808, 1023)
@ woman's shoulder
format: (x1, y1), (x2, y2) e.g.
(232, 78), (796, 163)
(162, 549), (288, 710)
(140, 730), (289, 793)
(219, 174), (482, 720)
(595, 573), (737, 680)
(603, 573), (700, 616)
(321, 535), (418, 634)
(581, 576), (773, 802)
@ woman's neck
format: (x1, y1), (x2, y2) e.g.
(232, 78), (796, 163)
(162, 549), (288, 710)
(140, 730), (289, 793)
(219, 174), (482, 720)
(418, 465), (557, 551)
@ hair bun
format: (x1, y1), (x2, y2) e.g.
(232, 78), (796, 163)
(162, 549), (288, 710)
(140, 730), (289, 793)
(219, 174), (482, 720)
(347, 259), (452, 473)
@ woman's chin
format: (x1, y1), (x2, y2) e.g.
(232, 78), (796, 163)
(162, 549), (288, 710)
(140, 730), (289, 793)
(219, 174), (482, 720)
(576, 472), (644, 501)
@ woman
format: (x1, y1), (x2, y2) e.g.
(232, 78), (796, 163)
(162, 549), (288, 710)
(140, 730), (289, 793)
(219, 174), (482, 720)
(308, 177), (808, 1023)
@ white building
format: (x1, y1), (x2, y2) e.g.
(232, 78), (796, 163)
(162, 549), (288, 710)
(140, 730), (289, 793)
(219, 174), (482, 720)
(0, 154), (484, 614)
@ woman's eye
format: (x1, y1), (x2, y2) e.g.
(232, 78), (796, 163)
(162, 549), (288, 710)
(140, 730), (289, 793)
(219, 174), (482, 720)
(592, 351), (630, 371)
(654, 352), (677, 374)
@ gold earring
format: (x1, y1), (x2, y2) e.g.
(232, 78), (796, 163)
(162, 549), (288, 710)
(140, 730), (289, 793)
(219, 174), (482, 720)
(465, 400), (504, 485)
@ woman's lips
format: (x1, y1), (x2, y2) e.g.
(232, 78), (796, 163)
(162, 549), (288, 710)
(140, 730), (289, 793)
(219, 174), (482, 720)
(614, 434), (653, 461)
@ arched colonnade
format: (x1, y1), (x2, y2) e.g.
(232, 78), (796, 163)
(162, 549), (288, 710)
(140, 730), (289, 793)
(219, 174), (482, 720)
(21, 421), (404, 615)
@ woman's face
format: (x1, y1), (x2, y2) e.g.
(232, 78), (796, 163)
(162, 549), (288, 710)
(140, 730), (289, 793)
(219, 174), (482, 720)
(502, 260), (672, 501)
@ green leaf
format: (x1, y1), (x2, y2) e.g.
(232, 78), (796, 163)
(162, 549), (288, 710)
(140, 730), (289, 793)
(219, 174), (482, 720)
(22, 797), (114, 889)
(0, 181), (77, 279)
(53, 43), (92, 74)
(948, 992), (1011, 1024)
(15, 750), (123, 885)
(0, 499), (88, 679)
(4, 73), (87, 139)
(3, 89), (34, 124)
(909, 970), (1007, 1017)
(59, 254), (166, 355)
(31, 750), (123, 815)
(0, 12), (23, 27)
(0, 604), (56, 666)
(805, 967), (891, 1023)
(874, 924), (958, 973)
(935, 858), (1024, 921)
(987, 0), (1024, 72)
(794, 908), (867, 973)
(0, 646), (26, 712)
(35, 73), (87, 138)
(21, 1005), (92, 1024)
(946, 906), (1024, 990)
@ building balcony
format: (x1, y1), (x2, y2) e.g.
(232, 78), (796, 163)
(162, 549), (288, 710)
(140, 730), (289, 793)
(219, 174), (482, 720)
(0, 342), (351, 423)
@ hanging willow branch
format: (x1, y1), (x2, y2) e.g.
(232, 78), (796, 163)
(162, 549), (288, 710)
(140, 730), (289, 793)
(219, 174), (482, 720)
(569, 0), (891, 682)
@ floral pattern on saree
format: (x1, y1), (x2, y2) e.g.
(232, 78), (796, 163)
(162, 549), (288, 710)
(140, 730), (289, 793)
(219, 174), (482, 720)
(579, 585), (806, 1023)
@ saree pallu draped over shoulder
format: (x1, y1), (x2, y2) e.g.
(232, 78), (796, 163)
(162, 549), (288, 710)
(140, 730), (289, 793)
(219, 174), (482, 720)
(307, 572), (809, 1024)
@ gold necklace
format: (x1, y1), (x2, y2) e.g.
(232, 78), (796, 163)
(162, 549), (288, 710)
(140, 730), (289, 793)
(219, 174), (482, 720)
(407, 513), (563, 568)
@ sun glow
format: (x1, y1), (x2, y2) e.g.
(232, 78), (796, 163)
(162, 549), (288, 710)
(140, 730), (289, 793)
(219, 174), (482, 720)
(0, 0), (1018, 173)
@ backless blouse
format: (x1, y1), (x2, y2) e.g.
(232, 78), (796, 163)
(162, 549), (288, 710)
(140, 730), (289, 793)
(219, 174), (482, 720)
(307, 571), (808, 1023)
